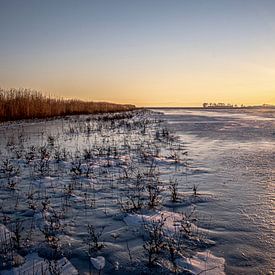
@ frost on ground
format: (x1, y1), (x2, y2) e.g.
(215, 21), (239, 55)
(0, 110), (224, 274)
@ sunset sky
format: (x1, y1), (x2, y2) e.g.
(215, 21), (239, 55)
(0, 0), (275, 107)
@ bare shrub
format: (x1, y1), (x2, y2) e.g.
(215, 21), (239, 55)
(85, 224), (105, 254)
(169, 178), (179, 202)
(143, 214), (166, 267)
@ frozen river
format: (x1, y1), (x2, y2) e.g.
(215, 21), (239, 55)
(156, 108), (275, 274)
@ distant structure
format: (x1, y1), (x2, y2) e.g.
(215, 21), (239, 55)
(202, 102), (240, 108)
(202, 103), (275, 109)
(262, 104), (275, 108)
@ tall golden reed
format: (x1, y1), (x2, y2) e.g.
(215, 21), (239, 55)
(0, 88), (135, 122)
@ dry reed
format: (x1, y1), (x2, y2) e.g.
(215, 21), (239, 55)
(0, 88), (135, 122)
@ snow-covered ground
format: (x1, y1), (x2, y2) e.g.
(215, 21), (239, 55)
(0, 108), (273, 274)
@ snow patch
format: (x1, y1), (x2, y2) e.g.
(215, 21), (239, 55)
(1, 253), (78, 275)
(176, 250), (225, 275)
(0, 224), (13, 244)
(90, 256), (105, 270)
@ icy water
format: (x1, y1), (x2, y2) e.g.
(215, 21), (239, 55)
(156, 108), (275, 274)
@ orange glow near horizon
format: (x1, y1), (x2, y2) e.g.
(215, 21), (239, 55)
(1, 1), (275, 107)
(2, 54), (274, 107)
(1, 55), (275, 107)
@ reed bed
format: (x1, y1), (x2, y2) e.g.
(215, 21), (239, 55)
(0, 88), (135, 122)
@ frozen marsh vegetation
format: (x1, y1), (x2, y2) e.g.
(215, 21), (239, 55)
(0, 110), (226, 274)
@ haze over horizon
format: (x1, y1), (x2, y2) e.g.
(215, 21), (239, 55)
(0, 0), (275, 107)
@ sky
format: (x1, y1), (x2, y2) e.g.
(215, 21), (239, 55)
(0, 0), (275, 107)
